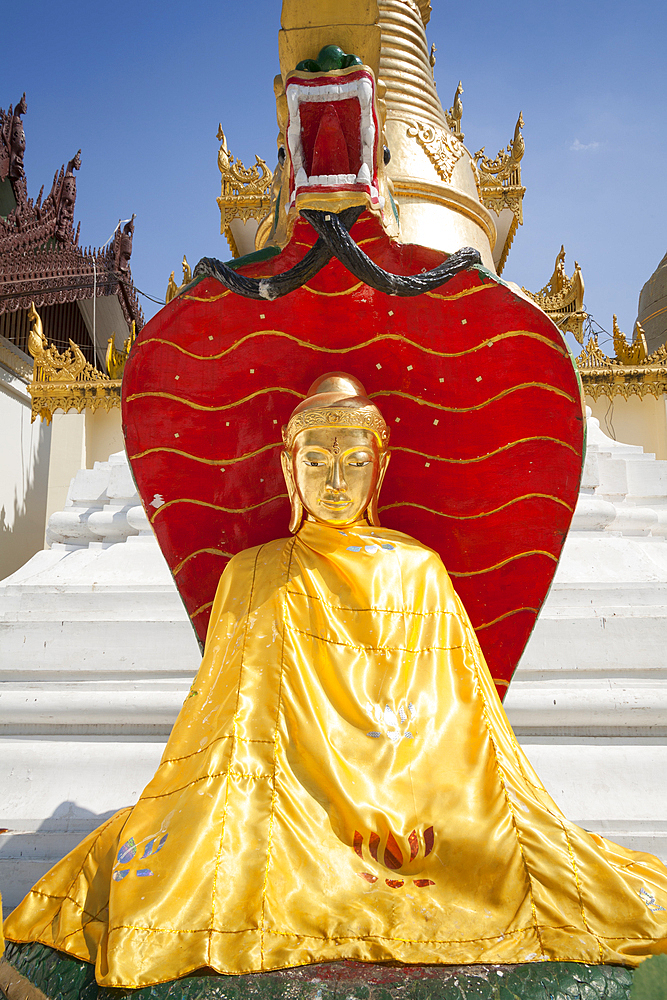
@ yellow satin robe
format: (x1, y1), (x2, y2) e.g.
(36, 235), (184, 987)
(5, 522), (667, 986)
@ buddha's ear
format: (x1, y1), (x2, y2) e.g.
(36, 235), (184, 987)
(281, 449), (303, 534)
(367, 450), (391, 527)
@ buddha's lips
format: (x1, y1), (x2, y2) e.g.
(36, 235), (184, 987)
(320, 496), (352, 510)
(285, 69), (380, 207)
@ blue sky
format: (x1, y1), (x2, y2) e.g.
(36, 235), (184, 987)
(3, 0), (666, 353)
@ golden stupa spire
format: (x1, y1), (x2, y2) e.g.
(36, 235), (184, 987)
(378, 0), (447, 131)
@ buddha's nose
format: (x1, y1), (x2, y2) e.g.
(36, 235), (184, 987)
(328, 460), (346, 492)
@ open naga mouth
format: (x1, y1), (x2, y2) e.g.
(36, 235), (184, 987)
(193, 48), (481, 299)
(285, 68), (381, 209)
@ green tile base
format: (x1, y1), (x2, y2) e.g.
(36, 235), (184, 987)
(2, 940), (648, 1000)
(4, 940), (98, 1000)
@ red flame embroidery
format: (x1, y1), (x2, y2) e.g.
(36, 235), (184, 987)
(384, 831), (403, 870)
(354, 826), (435, 870)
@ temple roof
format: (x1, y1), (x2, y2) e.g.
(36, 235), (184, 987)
(0, 93), (143, 348)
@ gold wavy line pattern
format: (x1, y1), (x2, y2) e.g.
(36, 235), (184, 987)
(151, 494), (288, 523)
(126, 387), (304, 412)
(449, 550), (558, 578)
(302, 281), (365, 296)
(131, 437), (577, 468)
(394, 436), (578, 463)
(191, 601), (214, 619)
(130, 443), (282, 466)
(475, 607), (540, 631)
(425, 284), (493, 303)
(174, 548), (233, 576)
(492, 678), (510, 689)
(182, 290), (232, 303)
(370, 384), (578, 412)
(131, 328), (564, 364)
(379, 494), (574, 519)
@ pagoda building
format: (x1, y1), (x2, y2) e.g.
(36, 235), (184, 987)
(0, 93), (143, 579)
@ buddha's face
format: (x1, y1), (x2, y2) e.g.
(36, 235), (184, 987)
(288, 425), (384, 526)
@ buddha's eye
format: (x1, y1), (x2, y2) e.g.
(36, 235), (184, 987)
(347, 453), (372, 467)
(303, 458), (326, 467)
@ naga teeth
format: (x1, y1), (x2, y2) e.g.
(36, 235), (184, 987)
(358, 79), (372, 107)
(306, 173), (361, 186)
(356, 163), (371, 185)
(296, 167), (308, 188)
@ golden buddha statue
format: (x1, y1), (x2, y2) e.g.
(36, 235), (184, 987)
(4, 374), (667, 988)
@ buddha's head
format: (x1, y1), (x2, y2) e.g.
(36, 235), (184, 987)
(282, 372), (390, 532)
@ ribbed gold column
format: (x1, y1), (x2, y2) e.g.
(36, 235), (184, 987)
(378, 0), (447, 130)
(377, 0), (496, 269)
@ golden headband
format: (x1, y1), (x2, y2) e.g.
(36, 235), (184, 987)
(283, 405), (389, 451)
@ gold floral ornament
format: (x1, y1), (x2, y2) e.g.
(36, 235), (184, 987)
(281, 371), (390, 533)
(27, 302), (120, 423)
(406, 120), (464, 184)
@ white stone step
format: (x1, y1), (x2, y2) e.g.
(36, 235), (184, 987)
(0, 681), (188, 731)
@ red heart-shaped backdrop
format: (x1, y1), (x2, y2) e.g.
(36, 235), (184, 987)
(122, 213), (584, 698)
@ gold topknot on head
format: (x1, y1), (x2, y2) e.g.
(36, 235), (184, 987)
(283, 371), (390, 451)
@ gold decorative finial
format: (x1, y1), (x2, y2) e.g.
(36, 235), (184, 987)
(524, 247), (586, 343)
(166, 256), (193, 304)
(445, 82), (464, 138)
(182, 255), (192, 285)
(27, 302), (48, 360)
(106, 321), (137, 379)
(166, 271), (178, 304)
(472, 112), (526, 274)
(575, 316), (667, 400)
(612, 315), (648, 365)
(216, 127), (273, 258)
